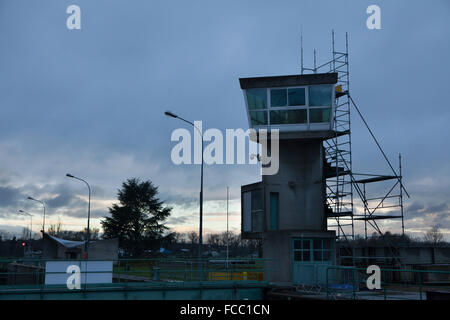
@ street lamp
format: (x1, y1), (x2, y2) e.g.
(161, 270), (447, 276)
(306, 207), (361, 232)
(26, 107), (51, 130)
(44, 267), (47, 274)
(27, 197), (45, 234)
(18, 210), (33, 240)
(66, 173), (91, 260)
(165, 111), (204, 266)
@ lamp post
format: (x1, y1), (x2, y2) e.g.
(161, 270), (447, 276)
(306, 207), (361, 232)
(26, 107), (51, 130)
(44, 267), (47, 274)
(27, 197), (45, 234)
(165, 111), (204, 268)
(66, 173), (91, 260)
(18, 210), (33, 240)
(226, 186), (229, 267)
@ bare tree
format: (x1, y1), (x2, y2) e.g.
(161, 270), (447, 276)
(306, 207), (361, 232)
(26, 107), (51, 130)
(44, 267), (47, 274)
(171, 232), (185, 244)
(207, 233), (220, 247)
(47, 217), (63, 236)
(188, 231), (198, 245)
(424, 225), (444, 244)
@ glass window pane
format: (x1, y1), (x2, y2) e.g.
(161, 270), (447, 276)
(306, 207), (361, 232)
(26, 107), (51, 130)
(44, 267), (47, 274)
(309, 108), (331, 123)
(302, 251), (310, 261)
(323, 251), (331, 261)
(313, 239), (322, 250)
(250, 111), (268, 126)
(250, 189), (263, 233)
(294, 240), (302, 250)
(251, 211), (263, 232)
(251, 189), (263, 210)
(270, 109), (307, 125)
(246, 88), (267, 110)
(314, 251), (322, 262)
(270, 89), (287, 107)
(309, 85), (332, 106)
(303, 240), (310, 251)
(323, 239), (331, 249)
(242, 192), (251, 232)
(288, 88), (305, 106)
(294, 251), (302, 261)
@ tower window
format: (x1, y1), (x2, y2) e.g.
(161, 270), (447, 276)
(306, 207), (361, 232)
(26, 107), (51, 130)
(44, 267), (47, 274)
(246, 88), (267, 110)
(288, 88), (306, 106)
(270, 109), (307, 125)
(309, 108), (331, 123)
(250, 111), (268, 125)
(308, 85), (332, 107)
(270, 89), (287, 107)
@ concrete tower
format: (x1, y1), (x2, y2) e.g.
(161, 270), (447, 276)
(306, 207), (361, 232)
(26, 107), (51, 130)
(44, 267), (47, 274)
(239, 73), (340, 285)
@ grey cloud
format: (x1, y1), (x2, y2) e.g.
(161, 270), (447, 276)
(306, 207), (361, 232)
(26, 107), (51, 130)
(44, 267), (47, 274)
(406, 201), (450, 219)
(62, 208), (107, 220)
(166, 216), (190, 225)
(406, 202), (426, 218)
(0, 185), (22, 208)
(404, 201), (450, 230)
(426, 203), (449, 214)
(163, 194), (198, 209)
(46, 186), (85, 210)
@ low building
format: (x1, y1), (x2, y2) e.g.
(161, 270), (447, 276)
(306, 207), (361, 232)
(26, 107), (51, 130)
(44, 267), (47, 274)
(41, 233), (118, 260)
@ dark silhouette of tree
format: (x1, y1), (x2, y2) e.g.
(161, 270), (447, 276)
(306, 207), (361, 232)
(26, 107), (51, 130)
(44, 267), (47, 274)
(187, 231), (199, 254)
(101, 178), (172, 256)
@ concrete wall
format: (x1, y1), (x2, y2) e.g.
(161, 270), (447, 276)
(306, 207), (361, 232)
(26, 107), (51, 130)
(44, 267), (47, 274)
(241, 139), (327, 238)
(42, 237), (59, 259)
(261, 139), (326, 232)
(88, 239), (119, 260)
(262, 232), (292, 283)
(263, 231), (335, 284)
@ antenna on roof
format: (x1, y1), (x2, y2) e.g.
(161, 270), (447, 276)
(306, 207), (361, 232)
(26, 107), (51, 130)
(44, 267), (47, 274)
(300, 26), (304, 74)
(313, 48), (317, 73)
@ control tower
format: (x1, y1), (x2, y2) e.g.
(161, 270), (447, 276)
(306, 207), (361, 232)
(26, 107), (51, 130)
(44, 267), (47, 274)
(239, 73), (341, 285)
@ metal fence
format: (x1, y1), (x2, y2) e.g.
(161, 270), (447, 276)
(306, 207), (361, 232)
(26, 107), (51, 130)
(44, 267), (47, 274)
(2, 258), (449, 300)
(325, 265), (450, 300)
(0, 258), (270, 291)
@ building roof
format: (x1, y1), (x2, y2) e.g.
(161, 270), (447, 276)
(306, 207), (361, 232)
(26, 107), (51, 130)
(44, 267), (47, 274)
(239, 72), (338, 89)
(46, 234), (85, 248)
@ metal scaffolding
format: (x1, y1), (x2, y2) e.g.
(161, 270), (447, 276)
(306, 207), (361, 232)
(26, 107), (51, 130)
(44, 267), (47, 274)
(301, 31), (408, 243)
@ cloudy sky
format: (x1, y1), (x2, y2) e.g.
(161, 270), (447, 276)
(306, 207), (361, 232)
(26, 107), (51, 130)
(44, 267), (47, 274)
(0, 0), (449, 240)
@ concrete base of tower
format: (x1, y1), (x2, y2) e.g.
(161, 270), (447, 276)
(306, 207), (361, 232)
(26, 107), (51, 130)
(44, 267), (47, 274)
(262, 230), (336, 285)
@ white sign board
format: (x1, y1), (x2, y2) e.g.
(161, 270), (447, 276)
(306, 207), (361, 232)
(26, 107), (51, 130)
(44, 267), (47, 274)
(45, 261), (113, 285)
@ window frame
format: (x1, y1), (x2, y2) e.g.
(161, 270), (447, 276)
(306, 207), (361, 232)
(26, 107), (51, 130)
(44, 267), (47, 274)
(292, 238), (333, 263)
(269, 86), (308, 126)
(244, 84), (334, 130)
